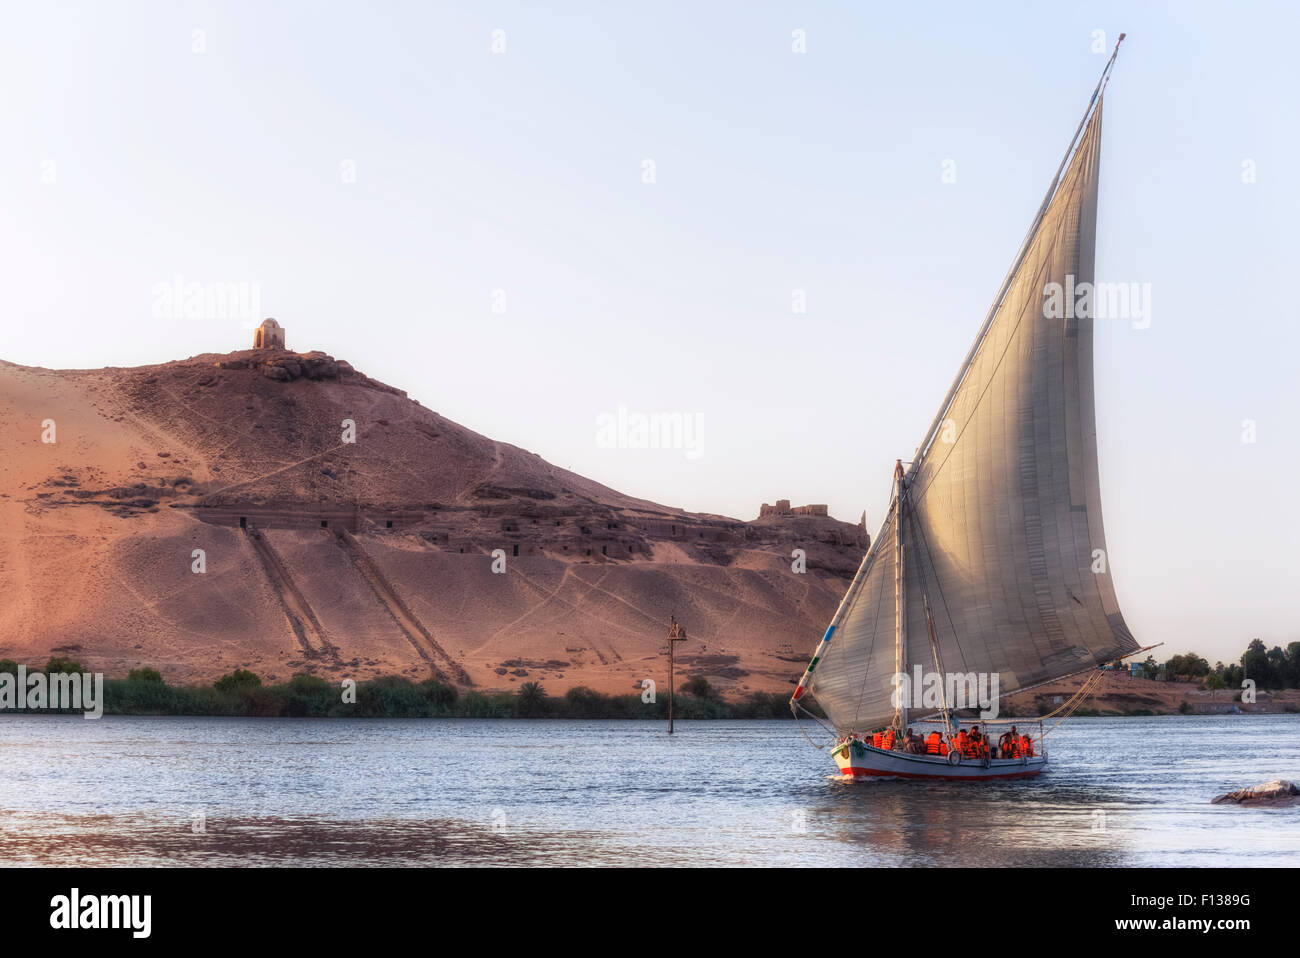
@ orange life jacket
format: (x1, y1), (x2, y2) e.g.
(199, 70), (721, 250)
(882, 730), (896, 750)
(925, 732), (942, 755)
(955, 732), (969, 755)
(872, 732), (883, 749)
(1020, 735), (1034, 757)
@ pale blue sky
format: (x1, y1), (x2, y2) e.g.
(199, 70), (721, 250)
(2, 1), (1297, 663)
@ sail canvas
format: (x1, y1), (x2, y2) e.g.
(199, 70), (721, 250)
(803, 97), (1139, 735)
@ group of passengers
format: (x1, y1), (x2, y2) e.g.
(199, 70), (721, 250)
(860, 724), (1035, 760)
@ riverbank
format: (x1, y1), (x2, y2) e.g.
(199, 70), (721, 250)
(0, 664), (796, 720)
(1002, 671), (1300, 717)
(3, 660), (1297, 720)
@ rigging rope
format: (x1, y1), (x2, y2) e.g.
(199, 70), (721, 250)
(1038, 668), (1109, 737)
(791, 699), (837, 749)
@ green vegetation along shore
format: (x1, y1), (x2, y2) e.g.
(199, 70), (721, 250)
(0, 660), (800, 720)
(2, 637), (1296, 720)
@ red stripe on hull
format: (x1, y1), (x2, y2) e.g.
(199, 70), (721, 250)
(838, 765), (1044, 782)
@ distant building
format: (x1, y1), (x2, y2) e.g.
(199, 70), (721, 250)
(253, 318), (285, 350)
(1130, 662), (1167, 681)
(759, 499), (829, 518)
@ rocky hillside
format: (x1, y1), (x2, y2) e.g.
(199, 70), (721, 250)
(0, 349), (868, 696)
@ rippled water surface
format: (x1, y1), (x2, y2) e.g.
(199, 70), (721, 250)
(1, 715), (1296, 866)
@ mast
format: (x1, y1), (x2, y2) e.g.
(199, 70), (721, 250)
(892, 460), (907, 732)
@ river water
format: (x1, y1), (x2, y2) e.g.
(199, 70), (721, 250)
(0, 715), (1295, 866)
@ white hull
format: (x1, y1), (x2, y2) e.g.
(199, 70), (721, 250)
(832, 741), (1046, 781)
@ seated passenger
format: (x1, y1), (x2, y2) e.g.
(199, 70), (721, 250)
(1020, 733), (1035, 758)
(925, 731), (942, 755)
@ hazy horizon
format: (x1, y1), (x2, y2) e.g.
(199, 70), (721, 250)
(3, 1), (1297, 665)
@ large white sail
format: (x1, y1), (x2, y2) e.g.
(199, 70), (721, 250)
(799, 94), (1138, 735)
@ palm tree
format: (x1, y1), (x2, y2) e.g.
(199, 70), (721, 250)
(517, 681), (547, 718)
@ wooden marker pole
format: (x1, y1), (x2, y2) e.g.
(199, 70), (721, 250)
(667, 615), (687, 734)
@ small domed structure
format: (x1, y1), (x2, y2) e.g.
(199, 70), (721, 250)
(253, 318), (285, 350)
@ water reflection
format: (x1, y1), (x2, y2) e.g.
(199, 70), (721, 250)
(812, 777), (1134, 866)
(0, 811), (620, 867)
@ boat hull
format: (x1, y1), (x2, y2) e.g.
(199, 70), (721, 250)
(832, 743), (1045, 781)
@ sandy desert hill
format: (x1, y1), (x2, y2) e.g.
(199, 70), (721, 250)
(0, 346), (868, 696)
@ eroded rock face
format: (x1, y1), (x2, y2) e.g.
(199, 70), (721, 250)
(1211, 779), (1299, 805)
(299, 353), (339, 379)
(241, 351), (342, 382)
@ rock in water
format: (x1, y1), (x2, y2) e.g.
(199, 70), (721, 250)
(1211, 779), (1299, 805)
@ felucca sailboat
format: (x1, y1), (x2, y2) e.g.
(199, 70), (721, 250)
(790, 37), (1144, 780)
